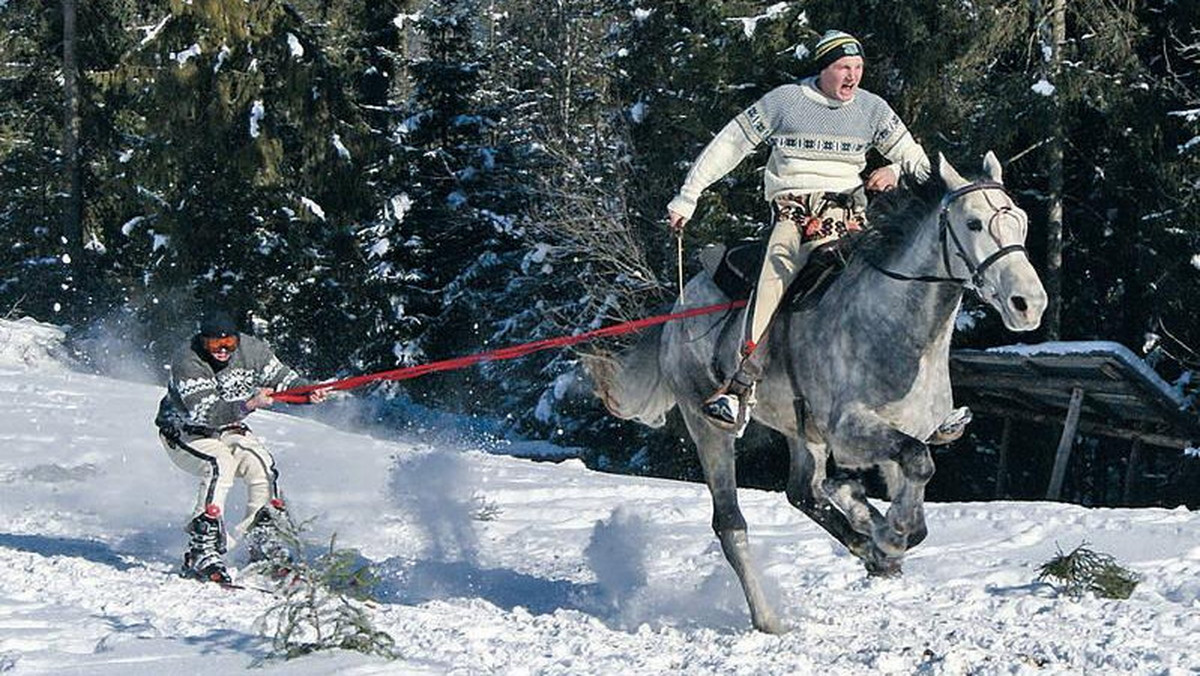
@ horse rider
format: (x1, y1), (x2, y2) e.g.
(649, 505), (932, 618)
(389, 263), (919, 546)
(666, 30), (933, 429)
(155, 308), (330, 584)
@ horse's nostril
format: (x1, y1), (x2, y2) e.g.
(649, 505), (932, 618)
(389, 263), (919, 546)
(1011, 296), (1028, 313)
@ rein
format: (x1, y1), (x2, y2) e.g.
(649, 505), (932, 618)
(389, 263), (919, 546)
(870, 181), (1028, 289)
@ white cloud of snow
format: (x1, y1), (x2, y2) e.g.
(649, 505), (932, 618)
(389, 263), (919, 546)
(1191, 253), (1200, 271)
(631, 7), (653, 22)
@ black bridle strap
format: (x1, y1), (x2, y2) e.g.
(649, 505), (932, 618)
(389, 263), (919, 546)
(872, 180), (1026, 286)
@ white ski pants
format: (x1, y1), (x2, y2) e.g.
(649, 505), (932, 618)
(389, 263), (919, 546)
(160, 429), (280, 547)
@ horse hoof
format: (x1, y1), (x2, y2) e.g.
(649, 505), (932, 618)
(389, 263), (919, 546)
(865, 557), (903, 578)
(754, 615), (789, 635)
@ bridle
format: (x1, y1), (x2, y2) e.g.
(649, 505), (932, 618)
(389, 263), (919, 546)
(870, 181), (1029, 290)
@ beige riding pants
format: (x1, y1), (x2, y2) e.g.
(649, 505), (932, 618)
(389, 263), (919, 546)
(160, 428), (279, 547)
(741, 193), (864, 370)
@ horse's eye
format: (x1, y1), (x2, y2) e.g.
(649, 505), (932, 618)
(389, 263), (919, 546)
(966, 218), (984, 232)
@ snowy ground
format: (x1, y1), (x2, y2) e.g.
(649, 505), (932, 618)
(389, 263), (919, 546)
(0, 316), (1198, 675)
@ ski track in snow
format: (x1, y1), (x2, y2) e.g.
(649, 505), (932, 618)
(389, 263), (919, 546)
(0, 328), (1199, 673)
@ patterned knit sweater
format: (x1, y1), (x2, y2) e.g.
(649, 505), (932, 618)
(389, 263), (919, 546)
(668, 77), (931, 220)
(155, 334), (308, 437)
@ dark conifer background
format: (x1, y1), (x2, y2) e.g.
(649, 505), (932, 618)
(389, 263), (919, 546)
(1, 0), (1196, 505)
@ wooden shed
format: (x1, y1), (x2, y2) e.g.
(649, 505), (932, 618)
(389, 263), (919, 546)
(949, 341), (1200, 502)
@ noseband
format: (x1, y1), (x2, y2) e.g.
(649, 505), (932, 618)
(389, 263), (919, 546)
(872, 181), (1029, 289)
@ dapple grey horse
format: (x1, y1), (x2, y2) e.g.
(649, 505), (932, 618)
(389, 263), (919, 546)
(589, 153), (1046, 633)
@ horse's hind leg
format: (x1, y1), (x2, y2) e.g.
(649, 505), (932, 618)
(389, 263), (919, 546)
(682, 410), (786, 635)
(784, 436), (896, 574)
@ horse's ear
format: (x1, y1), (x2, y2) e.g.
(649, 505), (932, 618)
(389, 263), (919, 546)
(938, 152), (968, 190)
(983, 151), (1003, 184)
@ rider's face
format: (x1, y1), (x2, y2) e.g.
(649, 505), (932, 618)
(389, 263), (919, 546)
(817, 56), (863, 102)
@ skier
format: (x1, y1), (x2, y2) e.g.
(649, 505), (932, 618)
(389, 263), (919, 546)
(155, 309), (330, 584)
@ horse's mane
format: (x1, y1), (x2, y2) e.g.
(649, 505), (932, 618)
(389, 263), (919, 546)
(849, 174), (947, 266)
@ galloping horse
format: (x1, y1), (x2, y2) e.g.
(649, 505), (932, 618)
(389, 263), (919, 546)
(589, 152), (1046, 633)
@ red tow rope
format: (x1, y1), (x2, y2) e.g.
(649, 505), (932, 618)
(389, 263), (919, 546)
(271, 300), (747, 404)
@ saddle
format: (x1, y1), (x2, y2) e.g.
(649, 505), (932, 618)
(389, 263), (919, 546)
(703, 237), (855, 312)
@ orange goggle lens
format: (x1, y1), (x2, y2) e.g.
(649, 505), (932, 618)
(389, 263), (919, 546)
(203, 335), (239, 353)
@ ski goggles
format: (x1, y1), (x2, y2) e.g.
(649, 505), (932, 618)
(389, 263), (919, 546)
(202, 334), (239, 354)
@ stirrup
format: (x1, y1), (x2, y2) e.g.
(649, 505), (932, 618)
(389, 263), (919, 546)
(701, 385), (755, 438)
(702, 393), (740, 428)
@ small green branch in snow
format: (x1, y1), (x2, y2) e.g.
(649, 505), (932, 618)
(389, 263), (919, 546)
(1036, 542), (1140, 600)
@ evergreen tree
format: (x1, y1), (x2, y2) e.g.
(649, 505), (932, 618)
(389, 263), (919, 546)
(388, 0), (526, 412)
(90, 0), (376, 372)
(0, 0), (135, 321)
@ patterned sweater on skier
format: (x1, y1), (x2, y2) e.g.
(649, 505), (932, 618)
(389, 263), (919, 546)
(666, 30), (932, 431)
(155, 332), (310, 439)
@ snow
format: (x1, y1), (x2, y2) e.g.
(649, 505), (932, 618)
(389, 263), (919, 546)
(1031, 78), (1056, 96)
(725, 3), (791, 39)
(0, 318), (1198, 674)
(171, 44), (201, 67)
(300, 197), (326, 221)
(119, 216), (145, 237)
(286, 33), (304, 59)
(985, 340), (1185, 409)
(249, 100), (265, 138)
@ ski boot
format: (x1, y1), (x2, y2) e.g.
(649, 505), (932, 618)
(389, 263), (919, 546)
(183, 504), (231, 585)
(245, 498), (296, 575)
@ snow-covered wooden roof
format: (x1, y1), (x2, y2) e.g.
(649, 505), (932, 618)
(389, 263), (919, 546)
(950, 341), (1199, 449)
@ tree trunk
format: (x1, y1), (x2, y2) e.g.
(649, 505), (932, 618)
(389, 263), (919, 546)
(61, 0), (84, 263)
(1038, 0), (1066, 340)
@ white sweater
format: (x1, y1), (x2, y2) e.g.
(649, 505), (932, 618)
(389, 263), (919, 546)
(668, 77), (931, 220)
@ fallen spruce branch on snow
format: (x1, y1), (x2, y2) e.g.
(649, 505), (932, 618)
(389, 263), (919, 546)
(252, 521), (397, 662)
(1037, 543), (1140, 600)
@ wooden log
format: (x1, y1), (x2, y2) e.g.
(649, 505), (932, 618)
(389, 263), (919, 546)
(1123, 437), (1143, 505)
(1047, 387), (1084, 501)
(995, 417), (1012, 498)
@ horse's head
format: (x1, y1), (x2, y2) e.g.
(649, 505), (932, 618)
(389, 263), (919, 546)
(937, 152), (1047, 331)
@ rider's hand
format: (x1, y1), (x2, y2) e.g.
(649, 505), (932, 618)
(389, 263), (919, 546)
(307, 387), (333, 404)
(667, 210), (688, 234)
(865, 166), (898, 193)
(246, 387), (276, 411)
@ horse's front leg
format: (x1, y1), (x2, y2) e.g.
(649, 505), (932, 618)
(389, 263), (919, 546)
(878, 437), (934, 550)
(784, 435), (898, 575)
(827, 405), (935, 563)
(682, 409), (787, 635)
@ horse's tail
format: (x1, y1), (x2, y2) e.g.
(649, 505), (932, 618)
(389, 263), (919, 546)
(581, 324), (674, 428)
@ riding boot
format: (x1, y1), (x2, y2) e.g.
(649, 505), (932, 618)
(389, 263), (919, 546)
(702, 346), (764, 436)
